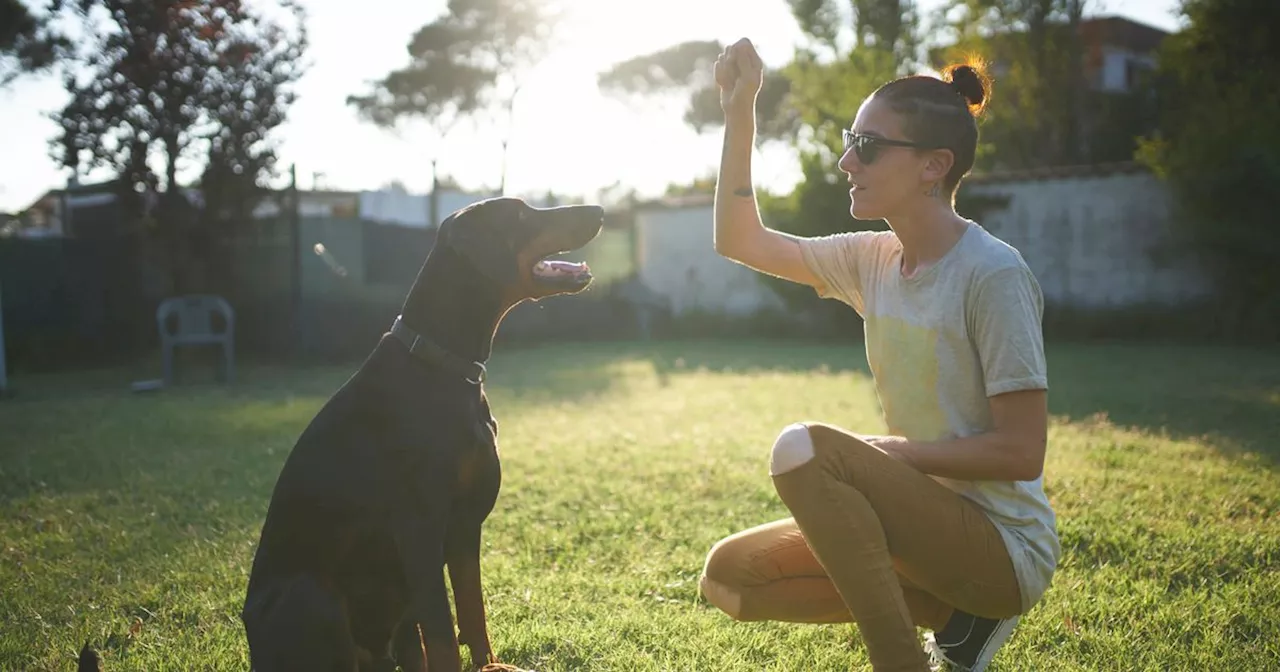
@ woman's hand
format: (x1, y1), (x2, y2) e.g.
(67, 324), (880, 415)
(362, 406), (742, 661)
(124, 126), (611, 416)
(715, 37), (764, 118)
(861, 435), (918, 469)
(859, 391), (1049, 481)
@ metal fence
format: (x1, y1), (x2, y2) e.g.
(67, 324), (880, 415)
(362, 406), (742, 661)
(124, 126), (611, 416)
(0, 215), (642, 373)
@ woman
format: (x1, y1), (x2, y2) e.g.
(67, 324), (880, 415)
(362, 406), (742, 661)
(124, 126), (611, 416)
(699, 38), (1060, 672)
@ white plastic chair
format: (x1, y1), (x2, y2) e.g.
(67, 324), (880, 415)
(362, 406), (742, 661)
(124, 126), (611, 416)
(156, 295), (235, 385)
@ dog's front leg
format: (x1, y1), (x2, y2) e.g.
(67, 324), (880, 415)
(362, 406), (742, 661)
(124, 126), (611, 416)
(396, 513), (462, 672)
(447, 517), (493, 669)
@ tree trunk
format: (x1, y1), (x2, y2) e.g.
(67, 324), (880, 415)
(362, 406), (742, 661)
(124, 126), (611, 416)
(1027, 0), (1052, 163)
(1063, 0), (1084, 163)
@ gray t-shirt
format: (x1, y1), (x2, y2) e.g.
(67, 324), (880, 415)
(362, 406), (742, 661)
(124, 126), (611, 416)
(797, 220), (1060, 613)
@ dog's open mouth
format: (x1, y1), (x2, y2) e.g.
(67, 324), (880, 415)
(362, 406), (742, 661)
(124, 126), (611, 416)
(532, 258), (592, 289)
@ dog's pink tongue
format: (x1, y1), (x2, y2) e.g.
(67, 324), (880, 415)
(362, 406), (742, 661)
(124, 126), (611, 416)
(534, 260), (589, 277)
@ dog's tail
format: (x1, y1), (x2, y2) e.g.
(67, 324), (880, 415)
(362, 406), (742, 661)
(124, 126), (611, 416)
(78, 642), (103, 672)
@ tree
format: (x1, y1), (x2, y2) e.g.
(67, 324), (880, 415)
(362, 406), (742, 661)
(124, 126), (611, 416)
(597, 0), (918, 143)
(56, 1), (211, 194)
(756, 1), (918, 245)
(597, 40), (799, 141)
(0, 0), (71, 86)
(1137, 0), (1280, 340)
(924, 0), (1168, 170)
(662, 169), (717, 198)
(199, 5), (308, 227)
(51, 0), (307, 292)
(348, 0), (563, 205)
(596, 1), (924, 317)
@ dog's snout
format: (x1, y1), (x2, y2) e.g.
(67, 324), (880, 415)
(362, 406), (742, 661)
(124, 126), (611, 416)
(536, 204), (604, 222)
(528, 204), (605, 242)
(579, 205), (604, 229)
(572, 205), (605, 234)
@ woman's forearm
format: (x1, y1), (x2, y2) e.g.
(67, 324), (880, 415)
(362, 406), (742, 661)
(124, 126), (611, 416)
(872, 432), (1044, 482)
(713, 111), (766, 259)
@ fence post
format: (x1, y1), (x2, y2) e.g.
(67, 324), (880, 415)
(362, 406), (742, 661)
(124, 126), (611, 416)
(0, 278), (8, 395)
(289, 164), (305, 357)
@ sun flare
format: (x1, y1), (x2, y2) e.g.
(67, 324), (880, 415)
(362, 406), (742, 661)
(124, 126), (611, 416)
(496, 0), (801, 200)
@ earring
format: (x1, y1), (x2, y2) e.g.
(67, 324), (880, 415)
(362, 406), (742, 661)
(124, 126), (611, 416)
(926, 182), (941, 198)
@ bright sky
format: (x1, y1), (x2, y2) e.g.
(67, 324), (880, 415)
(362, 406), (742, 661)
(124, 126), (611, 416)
(0, 0), (1184, 212)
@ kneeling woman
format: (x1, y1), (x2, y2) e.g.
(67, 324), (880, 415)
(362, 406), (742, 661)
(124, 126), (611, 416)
(699, 38), (1060, 672)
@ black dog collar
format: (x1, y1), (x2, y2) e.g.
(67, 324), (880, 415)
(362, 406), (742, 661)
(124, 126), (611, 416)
(390, 315), (487, 384)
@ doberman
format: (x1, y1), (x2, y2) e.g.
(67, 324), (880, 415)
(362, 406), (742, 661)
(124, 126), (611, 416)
(238, 197), (604, 671)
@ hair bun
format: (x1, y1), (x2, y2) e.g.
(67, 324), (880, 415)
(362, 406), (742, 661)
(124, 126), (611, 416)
(943, 62), (991, 117)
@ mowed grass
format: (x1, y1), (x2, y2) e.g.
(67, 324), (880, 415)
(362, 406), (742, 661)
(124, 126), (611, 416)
(1, 339), (1279, 671)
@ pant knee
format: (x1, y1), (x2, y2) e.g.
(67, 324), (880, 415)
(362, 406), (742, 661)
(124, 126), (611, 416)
(769, 422), (816, 476)
(700, 538), (748, 620)
(699, 574), (745, 620)
(700, 536), (737, 592)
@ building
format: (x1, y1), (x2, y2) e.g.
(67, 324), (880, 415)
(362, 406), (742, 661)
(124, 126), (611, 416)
(628, 194), (786, 317)
(4, 179), (184, 239)
(5, 178), (515, 239)
(1078, 15), (1171, 93)
(932, 15), (1171, 95)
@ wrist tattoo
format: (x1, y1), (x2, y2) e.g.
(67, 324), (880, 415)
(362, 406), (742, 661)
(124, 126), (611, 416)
(733, 187), (754, 198)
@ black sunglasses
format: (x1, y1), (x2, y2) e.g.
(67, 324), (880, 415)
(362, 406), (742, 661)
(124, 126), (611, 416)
(842, 129), (938, 165)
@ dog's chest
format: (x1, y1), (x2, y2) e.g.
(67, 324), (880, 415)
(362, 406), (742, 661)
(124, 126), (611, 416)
(454, 415), (498, 494)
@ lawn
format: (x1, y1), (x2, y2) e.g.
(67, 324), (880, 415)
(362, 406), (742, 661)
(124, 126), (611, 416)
(1, 339), (1278, 671)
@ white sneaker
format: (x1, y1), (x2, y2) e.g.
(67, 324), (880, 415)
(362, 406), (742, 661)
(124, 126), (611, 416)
(923, 611), (1020, 672)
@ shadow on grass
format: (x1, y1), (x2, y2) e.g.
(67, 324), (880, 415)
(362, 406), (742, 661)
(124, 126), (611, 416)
(639, 339), (869, 376)
(0, 339), (868, 507)
(5, 338), (1275, 510)
(1044, 343), (1280, 468)
(544, 339), (1280, 470)
(0, 350), (358, 405)
(492, 338), (869, 392)
(0, 387), (304, 507)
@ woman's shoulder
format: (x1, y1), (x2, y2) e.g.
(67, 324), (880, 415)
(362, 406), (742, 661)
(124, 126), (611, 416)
(963, 222), (1036, 279)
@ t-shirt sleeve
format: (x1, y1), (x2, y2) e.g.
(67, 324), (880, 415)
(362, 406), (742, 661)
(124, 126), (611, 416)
(970, 266), (1049, 396)
(797, 231), (878, 314)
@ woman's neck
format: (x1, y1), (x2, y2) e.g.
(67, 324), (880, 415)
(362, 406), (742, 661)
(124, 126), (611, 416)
(884, 198), (971, 277)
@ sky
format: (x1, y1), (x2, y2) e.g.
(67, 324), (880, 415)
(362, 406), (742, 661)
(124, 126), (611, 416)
(0, 0), (1186, 213)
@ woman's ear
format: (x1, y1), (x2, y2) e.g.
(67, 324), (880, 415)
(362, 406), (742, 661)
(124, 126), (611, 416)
(921, 148), (955, 185)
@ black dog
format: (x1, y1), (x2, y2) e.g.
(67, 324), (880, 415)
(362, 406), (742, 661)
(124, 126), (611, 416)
(239, 197), (603, 672)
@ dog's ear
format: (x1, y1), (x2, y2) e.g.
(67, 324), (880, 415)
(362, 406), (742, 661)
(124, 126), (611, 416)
(444, 218), (520, 285)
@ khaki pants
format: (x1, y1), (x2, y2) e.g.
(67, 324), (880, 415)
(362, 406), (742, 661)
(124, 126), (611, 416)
(699, 423), (1021, 672)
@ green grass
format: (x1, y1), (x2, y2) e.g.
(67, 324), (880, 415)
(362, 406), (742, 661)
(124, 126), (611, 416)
(2, 339), (1278, 671)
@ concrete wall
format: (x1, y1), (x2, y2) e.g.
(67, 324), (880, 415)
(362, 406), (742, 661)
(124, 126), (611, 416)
(965, 165), (1210, 308)
(634, 202), (786, 316)
(623, 167), (1208, 317)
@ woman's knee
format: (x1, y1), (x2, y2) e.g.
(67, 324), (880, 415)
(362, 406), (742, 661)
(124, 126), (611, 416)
(699, 574), (746, 621)
(769, 422), (877, 476)
(700, 536), (749, 620)
(769, 422), (817, 476)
